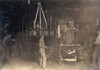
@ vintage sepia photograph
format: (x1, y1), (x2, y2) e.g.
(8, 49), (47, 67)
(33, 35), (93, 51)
(0, 0), (100, 70)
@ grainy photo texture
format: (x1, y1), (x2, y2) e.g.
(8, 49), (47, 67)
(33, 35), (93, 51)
(0, 0), (100, 70)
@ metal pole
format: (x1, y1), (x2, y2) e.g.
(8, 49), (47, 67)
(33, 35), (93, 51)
(41, 6), (48, 29)
(39, 6), (41, 30)
(34, 5), (39, 29)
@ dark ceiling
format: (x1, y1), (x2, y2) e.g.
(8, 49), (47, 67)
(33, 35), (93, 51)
(0, 0), (100, 36)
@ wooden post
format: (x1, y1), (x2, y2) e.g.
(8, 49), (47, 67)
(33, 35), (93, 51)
(39, 4), (42, 36)
(34, 5), (39, 29)
(41, 6), (48, 29)
(37, 3), (41, 30)
(97, 17), (99, 26)
(33, 2), (48, 36)
(28, 0), (30, 4)
(50, 16), (52, 30)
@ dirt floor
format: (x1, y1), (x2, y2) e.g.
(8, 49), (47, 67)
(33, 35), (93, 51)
(0, 58), (99, 70)
(0, 34), (99, 70)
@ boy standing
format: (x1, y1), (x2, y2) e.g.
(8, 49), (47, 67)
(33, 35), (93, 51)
(39, 34), (47, 68)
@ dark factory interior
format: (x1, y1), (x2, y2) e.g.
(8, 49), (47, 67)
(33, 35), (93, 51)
(0, 0), (100, 70)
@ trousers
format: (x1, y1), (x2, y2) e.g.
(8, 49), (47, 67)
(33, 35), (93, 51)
(92, 45), (100, 64)
(39, 48), (47, 68)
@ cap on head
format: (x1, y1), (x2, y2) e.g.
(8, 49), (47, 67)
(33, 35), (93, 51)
(38, 2), (41, 6)
(40, 32), (45, 37)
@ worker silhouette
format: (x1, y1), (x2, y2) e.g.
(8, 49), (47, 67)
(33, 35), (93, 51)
(92, 31), (100, 66)
(3, 34), (16, 60)
(39, 33), (47, 68)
